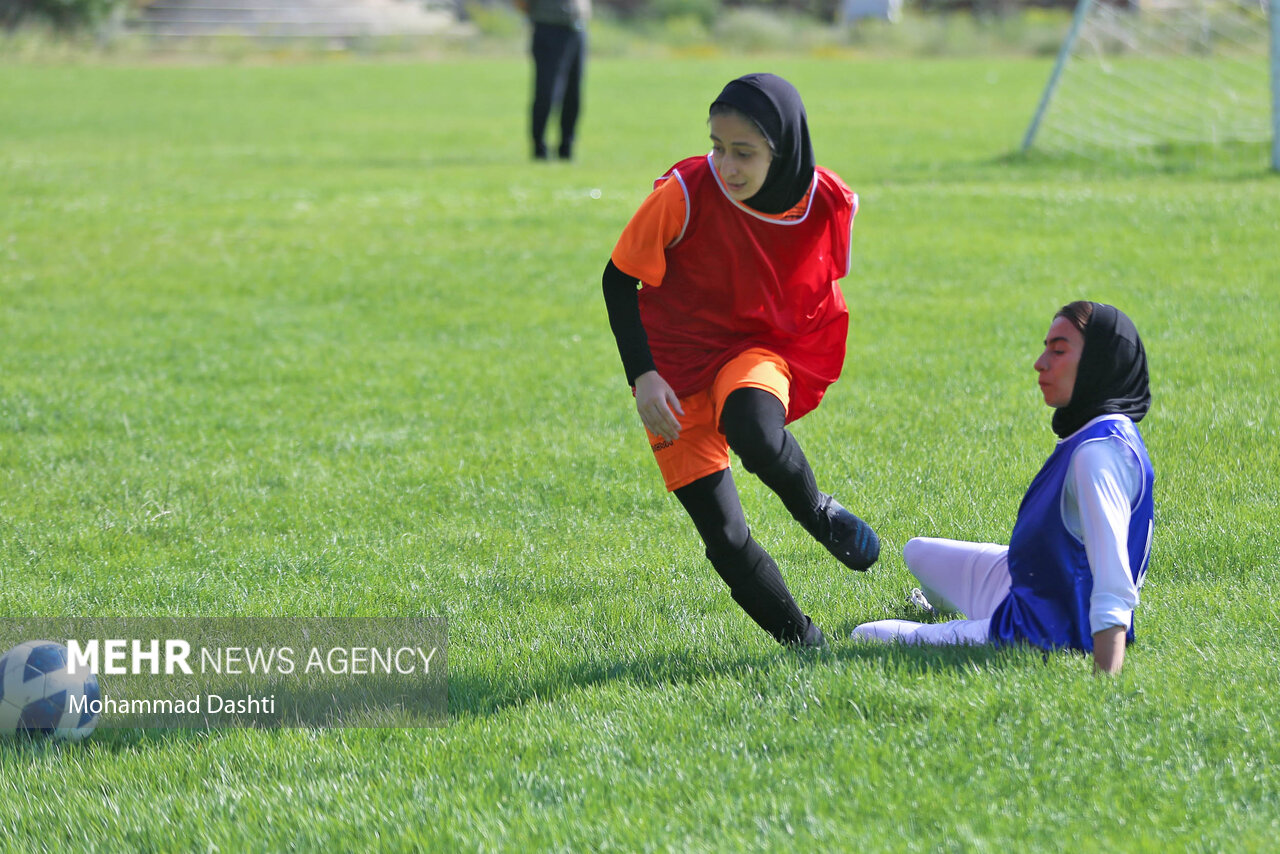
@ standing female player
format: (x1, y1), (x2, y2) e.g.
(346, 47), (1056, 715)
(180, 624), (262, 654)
(601, 73), (880, 648)
(852, 302), (1154, 674)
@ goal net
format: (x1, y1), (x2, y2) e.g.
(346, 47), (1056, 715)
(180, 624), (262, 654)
(1022, 0), (1278, 167)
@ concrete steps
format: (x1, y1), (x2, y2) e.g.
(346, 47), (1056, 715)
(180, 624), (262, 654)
(128, 0), (462, 41)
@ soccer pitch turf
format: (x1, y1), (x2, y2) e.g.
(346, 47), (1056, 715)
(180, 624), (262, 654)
(1, 55), (1278, 850)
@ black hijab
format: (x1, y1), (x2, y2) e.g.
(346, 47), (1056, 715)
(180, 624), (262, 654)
(1052, 302), (1151, 439)
(710, 73), (816, 215)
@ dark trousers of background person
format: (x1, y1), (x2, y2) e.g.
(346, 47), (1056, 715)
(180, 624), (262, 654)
(531, 22), (585, 160)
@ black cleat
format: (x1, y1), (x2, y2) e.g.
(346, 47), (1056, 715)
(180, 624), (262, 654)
(801, 621), (828, 649)
(815, 495), (880, 572)
(788, 618), (828, 649)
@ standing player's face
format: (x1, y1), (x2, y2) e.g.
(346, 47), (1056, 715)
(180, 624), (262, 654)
(1034, 316), (1085, 408)
(709, 113), (773, 203)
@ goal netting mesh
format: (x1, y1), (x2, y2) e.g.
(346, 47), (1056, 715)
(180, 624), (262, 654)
(1024, 0), (1275, 158)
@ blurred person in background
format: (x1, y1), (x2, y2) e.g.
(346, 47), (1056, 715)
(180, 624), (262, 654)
(516, 0), (590, 160)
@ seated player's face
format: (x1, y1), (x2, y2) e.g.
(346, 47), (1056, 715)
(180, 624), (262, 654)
(1034, 315), (1085, 408)
(709, 113), (773, 204)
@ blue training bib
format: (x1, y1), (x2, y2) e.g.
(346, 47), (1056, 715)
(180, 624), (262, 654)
(989, 415), (1155, 653)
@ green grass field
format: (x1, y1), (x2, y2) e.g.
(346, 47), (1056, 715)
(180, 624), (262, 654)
(2, 55), (1278, 850)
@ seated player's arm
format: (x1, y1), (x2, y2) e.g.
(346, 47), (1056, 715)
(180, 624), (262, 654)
(1092, 626), (1126, 674)
(1071, 439), (1143, 675)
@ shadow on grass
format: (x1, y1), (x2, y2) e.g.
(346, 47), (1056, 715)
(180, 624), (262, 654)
(445, 625), (1021, 722)
(0, 642), (1025, 753)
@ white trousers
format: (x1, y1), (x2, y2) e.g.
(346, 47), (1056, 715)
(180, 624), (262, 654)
(851, 537), (1012, 646)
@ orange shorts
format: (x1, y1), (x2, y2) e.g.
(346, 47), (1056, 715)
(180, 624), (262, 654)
(645, 348), (791, 492)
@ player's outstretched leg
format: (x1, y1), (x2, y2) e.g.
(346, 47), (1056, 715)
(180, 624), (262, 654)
(675, 470), (826, 647)
(720, 388), (880, 572)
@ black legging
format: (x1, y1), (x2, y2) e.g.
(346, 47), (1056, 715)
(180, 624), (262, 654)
(719, 388), (824, 535)
(673, 388), (825, 645)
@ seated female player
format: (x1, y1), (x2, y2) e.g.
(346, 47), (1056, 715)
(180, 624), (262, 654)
(852, 301), (1154, 674)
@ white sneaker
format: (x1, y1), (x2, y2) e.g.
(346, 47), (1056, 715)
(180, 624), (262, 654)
(907, 587), (935, 615)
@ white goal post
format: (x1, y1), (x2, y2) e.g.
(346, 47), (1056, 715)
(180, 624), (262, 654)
(1022, 0), (1279, 170)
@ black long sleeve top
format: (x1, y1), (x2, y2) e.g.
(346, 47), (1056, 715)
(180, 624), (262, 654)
(601, 259), (656, 385)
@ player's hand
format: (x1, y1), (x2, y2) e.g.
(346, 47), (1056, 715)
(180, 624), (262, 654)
(634, 371), (684, 443)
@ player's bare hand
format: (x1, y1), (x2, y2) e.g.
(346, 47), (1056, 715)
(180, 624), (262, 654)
(634, 371), (684, 442)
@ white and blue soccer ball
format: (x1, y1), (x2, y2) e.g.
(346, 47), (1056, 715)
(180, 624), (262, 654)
(0, 640), (101, 741)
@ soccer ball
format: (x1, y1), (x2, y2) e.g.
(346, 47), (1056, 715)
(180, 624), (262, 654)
(0, 640), (101, 741)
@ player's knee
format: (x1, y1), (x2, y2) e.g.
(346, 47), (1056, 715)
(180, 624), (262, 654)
(722, 417), (784, 474)
(903, 537), (926, 569)
(720, 388), (787, 472)
(704, 534), (757, 587)
(903, 537), (944, 576)
(699, 515), (750, 564)
(726, 428), (777, 473)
